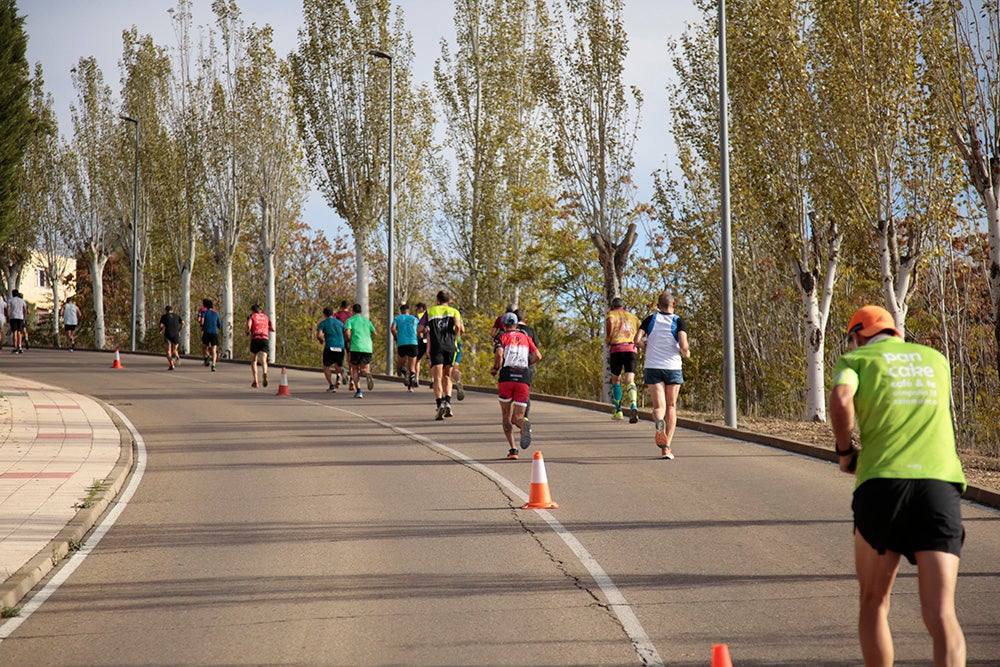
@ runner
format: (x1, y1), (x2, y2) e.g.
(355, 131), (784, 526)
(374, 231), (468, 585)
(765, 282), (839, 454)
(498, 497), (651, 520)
(198, 299), (222, 371)
(421, 290), (465, 420)
(414, 302), (428, 388)
(61, 298), (81, 351)
(490, 312), (542, 459)
(634, 291), (690, 459)
(0, 292), (6, 351)
(7, 290), (27, 354)
(334, 299), (353, 387)
(316, 307), (347, 392)
(830, 305), (967, 667)
(247, 304), (274, 388)
(158, 305), (184, 371)
(605, 297), (641, 423)
(391, 303), (419, 391)
(514, 308), (541, 420)
(451, 336), (465, 400)
(344, 304), (377, 399)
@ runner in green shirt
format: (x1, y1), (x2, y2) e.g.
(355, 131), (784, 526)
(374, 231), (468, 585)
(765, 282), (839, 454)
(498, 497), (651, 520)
(344, 304), (377, 398)
(830, 305), (966, 666)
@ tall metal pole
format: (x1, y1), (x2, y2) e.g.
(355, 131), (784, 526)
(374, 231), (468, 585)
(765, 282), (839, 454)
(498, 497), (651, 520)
(369, 49), (394, 375)
(718, 1), (738, 428)
(121, 115), (139, 352)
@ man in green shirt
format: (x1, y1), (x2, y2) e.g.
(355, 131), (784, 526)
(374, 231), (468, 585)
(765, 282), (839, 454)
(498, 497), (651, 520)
(830, 305), (966, 667)
(344, 304), (377, 399)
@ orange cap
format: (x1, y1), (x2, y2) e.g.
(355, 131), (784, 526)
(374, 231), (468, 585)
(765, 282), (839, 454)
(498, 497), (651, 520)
(847, 305), (901, 338)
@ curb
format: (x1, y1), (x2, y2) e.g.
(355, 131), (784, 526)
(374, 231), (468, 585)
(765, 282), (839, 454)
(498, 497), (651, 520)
(0, 402), (135, 611)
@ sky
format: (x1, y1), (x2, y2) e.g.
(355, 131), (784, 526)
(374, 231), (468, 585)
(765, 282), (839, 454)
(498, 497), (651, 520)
(20, 0), (705, 240)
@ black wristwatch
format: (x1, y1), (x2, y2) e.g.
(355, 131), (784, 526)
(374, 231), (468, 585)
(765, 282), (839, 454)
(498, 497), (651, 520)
(835, 442), (856, 456)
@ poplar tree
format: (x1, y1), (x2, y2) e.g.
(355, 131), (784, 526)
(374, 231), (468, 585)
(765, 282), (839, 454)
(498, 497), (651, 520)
(65, 56), (117, 349)
(241, 23), (308, 362)
(291, 0), (397, 317)
(537, 0), (643, 310)
(0, 0), (32, 246)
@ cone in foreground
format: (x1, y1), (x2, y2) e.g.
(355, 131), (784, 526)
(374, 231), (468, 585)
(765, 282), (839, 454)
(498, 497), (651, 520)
(521, 451), (558, 509)
(275, 367), (291, 396)
(110, 349), (124, 369)
(711, 644), (732, 667)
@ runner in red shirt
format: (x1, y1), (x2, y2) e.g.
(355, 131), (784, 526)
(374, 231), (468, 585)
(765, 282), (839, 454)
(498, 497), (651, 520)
(247, 304), (274, 388)
(489, 312), (541, 460)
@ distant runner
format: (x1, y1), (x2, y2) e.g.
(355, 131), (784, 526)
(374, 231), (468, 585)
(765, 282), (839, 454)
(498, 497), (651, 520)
(316, 307), (347, 392)
(490, 312), (541, 460)
(344, 304), (377, 399)
(605, 297), (641, 423)
(247, 304), (274, 388)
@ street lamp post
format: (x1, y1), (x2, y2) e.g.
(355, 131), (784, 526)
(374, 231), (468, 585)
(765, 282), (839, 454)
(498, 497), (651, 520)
(120, 115), (139, 352)
(368, 49), (395, 375)
(718, 1), (737, 428)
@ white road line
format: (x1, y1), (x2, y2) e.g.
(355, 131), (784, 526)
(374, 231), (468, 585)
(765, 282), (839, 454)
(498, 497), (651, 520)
(0, 406), (147, 642)
(297, 397), (664, 667)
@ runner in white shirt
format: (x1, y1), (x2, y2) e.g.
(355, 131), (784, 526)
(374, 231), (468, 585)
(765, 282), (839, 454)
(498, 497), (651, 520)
(7, 291), (28, 353)
(634, 291), (691, 459)
(62, 299), (81, 350)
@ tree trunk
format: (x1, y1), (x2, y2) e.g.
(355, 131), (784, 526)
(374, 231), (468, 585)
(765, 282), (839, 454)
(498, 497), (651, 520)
(265, 247), (276, 364)
(90, 256), (108, 349)
(136, 262), (147, 344)
(355, 236), (369, 317)
(180, 261), (192, 356)
(50, 283), (61, 347)
(591, 222), (638, 404)
(222, 258), (235, 360)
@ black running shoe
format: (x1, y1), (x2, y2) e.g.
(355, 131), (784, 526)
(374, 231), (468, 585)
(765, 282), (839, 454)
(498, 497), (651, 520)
(629, 406), (639, 424)
(519, 418), (532, 450)
(507, 449), (518, 460)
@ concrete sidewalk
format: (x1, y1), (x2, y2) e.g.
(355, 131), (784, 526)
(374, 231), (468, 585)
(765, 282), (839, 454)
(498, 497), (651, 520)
(0, 372), (130, 609)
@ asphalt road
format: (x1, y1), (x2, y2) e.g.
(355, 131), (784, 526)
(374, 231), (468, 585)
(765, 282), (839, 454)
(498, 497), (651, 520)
(0, 349), (998, 666)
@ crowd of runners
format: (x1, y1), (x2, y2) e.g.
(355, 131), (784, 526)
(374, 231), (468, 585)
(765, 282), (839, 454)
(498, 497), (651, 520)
(165, 289), (692, 462)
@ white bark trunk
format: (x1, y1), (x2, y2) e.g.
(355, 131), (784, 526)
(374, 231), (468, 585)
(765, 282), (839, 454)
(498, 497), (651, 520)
(265, 248), (276, 364)
(223, 260), (234, 360)
(90, 256), (108, 349)
(180, 264), (192, 355)
(50, 283), (61, 347)
(355, 237), (369, 317)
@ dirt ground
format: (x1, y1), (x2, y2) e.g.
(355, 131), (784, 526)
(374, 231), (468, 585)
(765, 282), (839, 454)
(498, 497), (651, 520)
(682, 411), (1000, 495)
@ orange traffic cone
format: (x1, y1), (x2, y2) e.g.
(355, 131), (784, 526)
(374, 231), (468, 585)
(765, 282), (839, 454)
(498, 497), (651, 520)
(110, 349), (124, 369)
(711, 644), (733, 667)
(521, 451), (558, 509)
(275, 367), (291, 396)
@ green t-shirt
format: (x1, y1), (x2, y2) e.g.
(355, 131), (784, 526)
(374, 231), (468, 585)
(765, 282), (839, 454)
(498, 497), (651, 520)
(344, 314), (376, 354)
(832, 336), (966, 491)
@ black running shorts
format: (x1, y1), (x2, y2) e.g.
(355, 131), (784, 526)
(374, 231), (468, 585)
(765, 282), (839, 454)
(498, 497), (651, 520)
(609, 351), (637, 376)
(852, 478), (965, 565)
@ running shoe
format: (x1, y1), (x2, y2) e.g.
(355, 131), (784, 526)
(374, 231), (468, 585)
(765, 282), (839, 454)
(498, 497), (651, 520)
(435, 405), (446, 421)
(354, 389), (364, 399)
(204, 357), (210, 367)
(168, 363), (175, 371)
(444, 402), (453, 418)
(211, 363), (216, 372)
(629, 406), (639, 424)
(367, 373), (374, 391)
(263, 372), (269, 387)
(334, 374), (341, 389)
(507, 449), (519, 460)
(655, 419), (668, 447)
(612, 411), (624, 420)
(519, 418), (532, 450)
(251, 381), (259, 388)
(661, 447), (675, 460)
(409, 373), (417, 388)
(456, 380), (465, 401)
(328, 384), (336, 392)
